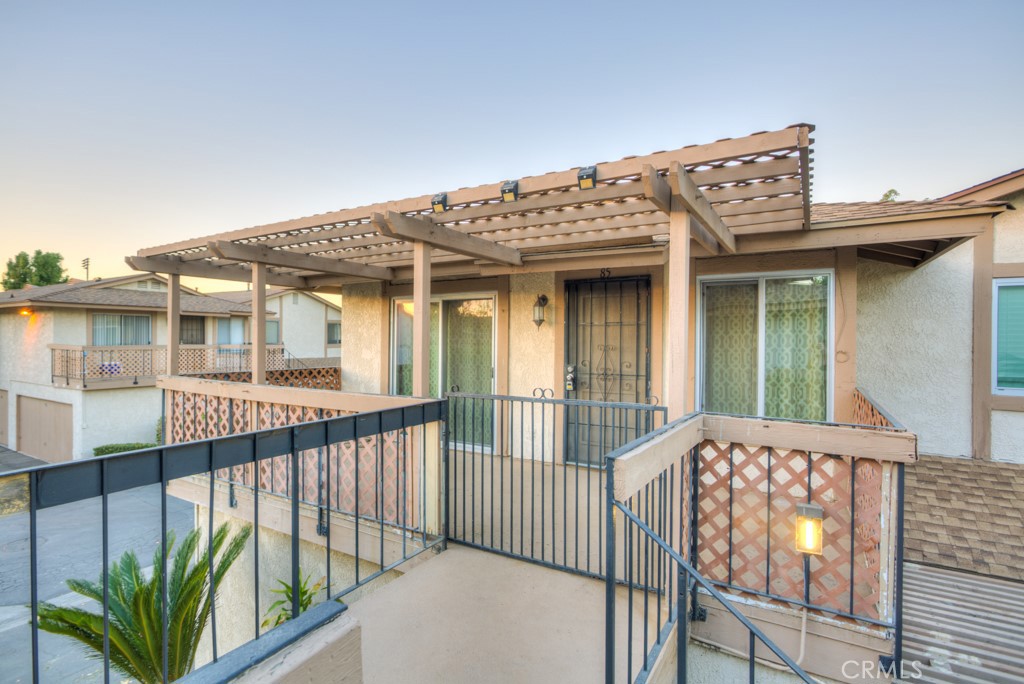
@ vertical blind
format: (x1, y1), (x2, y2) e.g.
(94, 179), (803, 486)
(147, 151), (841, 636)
(92, 314), (151, 345)
(996, 282), (1024, 390)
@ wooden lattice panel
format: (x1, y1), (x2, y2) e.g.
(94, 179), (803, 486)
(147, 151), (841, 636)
(852, 389), (895, 428)
(695, 439), (886, 623)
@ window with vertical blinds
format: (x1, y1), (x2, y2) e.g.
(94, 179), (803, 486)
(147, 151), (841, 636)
(180, 316), (205, 344)
(994, 279), (1024, 393)
(92, 314), (152, 345)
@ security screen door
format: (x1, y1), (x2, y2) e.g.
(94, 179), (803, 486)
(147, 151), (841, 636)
(565, 277), (651, 465)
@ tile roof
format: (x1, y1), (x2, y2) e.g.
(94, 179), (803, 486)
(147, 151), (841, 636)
(904, 454), (1024, 582)
(0, 278), (252, 314)
(810, 199), (1005, 225)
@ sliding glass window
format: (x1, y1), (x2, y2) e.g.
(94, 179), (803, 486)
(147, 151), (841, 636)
(700, 273), (832, 422)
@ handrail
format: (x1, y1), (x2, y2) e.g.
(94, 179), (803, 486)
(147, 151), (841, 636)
(614, 502), (817, 684)
(446, 391), (667, 413)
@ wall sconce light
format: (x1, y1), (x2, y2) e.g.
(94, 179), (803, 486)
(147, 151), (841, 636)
(577, 166), (597, 190)
(431, 192), (449, 213)
(532, 295), (549, 328)
(19, 307), (33, 317)
(795, 502), (824, 555)
(501, 180), (519, 203)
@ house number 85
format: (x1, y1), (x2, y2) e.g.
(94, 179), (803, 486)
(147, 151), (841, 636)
(599, 268), (611, 278)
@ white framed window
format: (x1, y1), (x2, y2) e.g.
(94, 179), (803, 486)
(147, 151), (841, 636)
(697, 270), (834, 422)
(327, 322), (341, 345)
(266, 320), (281, 345)
(92, 313), (152, 346)
(993, 278), (1024, 395)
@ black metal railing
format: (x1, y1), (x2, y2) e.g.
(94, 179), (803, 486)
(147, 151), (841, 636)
(603, 415), (816, 683)
(1, 400), (446, 684)
(446, 391), (667, 578)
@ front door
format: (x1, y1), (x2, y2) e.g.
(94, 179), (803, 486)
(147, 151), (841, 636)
(565, 277), (651, 465)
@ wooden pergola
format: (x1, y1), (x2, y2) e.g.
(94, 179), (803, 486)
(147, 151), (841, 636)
(130, 125), (817, 415)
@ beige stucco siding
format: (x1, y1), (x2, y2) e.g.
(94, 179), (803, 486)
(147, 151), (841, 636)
(341, 283), (385, 394)
(994, 190), (1024, 263)
(991, 410), (1024, 463)
(274, 291), (336, 359)
(857, 243), (974, 457)
(80, 387), (162, 454)
(508, 273), (557, 396)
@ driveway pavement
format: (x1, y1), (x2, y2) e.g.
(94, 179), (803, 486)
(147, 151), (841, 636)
(0, 482), (194, 683)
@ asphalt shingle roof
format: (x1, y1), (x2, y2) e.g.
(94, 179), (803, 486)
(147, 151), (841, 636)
(810, 199), (1005, 224)
(905, 455), (1024, 582)
(0, 277), (252, 314)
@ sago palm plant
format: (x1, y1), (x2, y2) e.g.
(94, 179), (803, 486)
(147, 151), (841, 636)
(37, 522), (252, 683)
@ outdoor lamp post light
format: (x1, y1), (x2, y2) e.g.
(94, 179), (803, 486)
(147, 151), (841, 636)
(795, 502), (824, 555)
(532, 294), (549, 328)
(431, 192), (449, 213)
(501, 179), (519, 203)
(577, 166), (597, 190)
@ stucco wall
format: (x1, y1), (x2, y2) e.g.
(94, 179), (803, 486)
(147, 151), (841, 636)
(857, 243), (974, 457)
(275, 292), (336, 360)
(994, 190), (1024, 263)
(193, 506), (399, 669)
(991, 411), (1024, 463)
(80, 387), (162, 454)
(508, 273), (557, 396)
(340, 283), (385, 394)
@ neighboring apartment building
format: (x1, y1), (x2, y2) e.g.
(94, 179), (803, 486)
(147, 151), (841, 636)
(0, 273), (262, 461)
(206, 288), (342, 363)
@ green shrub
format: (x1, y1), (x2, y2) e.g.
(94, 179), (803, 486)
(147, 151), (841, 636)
(93, 442), (157, 457)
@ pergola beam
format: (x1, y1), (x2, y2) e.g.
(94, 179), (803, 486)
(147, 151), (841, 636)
(643, 165), (718, 255)
(668, 162), (737, 254)
(207, 240), (393, 281)
(373, 211), (523, 266)
(126, 255), (309, 289)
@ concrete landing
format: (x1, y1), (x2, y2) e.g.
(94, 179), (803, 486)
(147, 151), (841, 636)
(346, 544), (658, 683)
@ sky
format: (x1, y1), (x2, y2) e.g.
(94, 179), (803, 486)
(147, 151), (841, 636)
(1, 0), (1022, 289)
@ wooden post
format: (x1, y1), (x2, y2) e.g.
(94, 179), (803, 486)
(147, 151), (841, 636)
(972, 225), (994, 459)
(667, 201), (691, 420)
(252, 263), (267, 385)
(167, 273), (181, 376)
(412, 241), (432, 397)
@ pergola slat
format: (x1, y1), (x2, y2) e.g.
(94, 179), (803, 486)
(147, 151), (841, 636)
(208, 240), (394, 280)
(374, 211), (523, 266)
(668, 162), (737, 253)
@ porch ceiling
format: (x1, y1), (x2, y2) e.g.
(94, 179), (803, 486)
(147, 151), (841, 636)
(128, 125), (816, 289)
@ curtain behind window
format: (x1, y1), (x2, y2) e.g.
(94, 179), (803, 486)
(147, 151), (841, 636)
(703, 282), (758, 415)
(763, 277), (828, 421)
(180, 316), (205, 344)
(92, 314), (150, 345)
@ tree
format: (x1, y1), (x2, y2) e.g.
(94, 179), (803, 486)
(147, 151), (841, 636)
(880, 189), (900, 202)
(38, 522), (252, 683)
(1, 250), (69, 289)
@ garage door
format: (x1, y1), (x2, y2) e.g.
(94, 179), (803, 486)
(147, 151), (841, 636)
(17, 396), (73, 462)
(0, 390), (8, 446)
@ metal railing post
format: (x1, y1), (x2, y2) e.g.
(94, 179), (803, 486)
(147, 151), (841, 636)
(605, 455), (616, 684)
(291, 429), (301, 621)
(678, 570), (691, 684)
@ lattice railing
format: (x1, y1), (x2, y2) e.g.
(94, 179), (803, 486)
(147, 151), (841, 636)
(50, 344), (289, 385)
(165, 381), (416, 529)
(189, 367), (342, 391)
(852, 388), (903, 429)
(695, 440), (893, 624)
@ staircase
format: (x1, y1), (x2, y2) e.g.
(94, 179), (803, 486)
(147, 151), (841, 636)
(902, 563), (1024, 683)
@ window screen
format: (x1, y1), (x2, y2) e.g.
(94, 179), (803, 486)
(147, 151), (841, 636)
(995, 280), (1024, 392)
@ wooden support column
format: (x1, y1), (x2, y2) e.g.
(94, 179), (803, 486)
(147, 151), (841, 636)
(972, 226), (994, 459)
(834, 247), (858, 422)
(252, 263), (268, 385)
(166, 273), (181, 376)
(412, 241), (432, 397)
(667, 201), (691, 420)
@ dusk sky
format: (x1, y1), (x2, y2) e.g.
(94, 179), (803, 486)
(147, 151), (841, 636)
(1, 1), (1022, 288)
